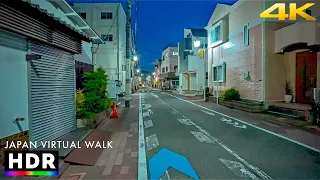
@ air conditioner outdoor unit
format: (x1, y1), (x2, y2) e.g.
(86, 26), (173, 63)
(313, 88), (320, 104)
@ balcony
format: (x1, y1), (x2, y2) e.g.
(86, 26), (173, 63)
(275, 19), (320, 53)
(187, 55), (202, 72)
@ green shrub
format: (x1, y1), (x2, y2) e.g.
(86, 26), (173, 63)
(82, 67), (108, 118)
(76, 89), (85, 119)
(105, 98), (113, 110)
(221, 87), (240, 101)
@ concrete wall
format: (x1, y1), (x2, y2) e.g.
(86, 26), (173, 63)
(190, 73), (197, 90)
(73, 3), (126, 82)
(0, 38), (29, 139)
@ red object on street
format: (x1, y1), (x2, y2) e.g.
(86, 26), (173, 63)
(110, 101), (119, 119)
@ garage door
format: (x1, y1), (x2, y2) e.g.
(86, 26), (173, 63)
(29, 41), (76, 144)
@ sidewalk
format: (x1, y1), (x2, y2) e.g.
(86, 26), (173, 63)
(168, 91), (320, 150)
(59, 93), (139, 180)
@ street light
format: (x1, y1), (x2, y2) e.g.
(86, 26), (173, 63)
(133, 55), (138, 61)
(194, 39), (206, 102)
(152, 72), (155, 75)
(136, 69), (140, 73)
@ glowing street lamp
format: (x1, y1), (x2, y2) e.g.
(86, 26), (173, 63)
(152, 72), (155, 75)
(133, 55), (138, 61)
(136, 69), (140, 73)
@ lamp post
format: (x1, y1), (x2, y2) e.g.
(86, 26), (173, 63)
(194, 39), (206, 102)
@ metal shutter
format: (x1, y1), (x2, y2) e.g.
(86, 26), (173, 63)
(29, 41), (76, 144)
(0, 29), (27, 51)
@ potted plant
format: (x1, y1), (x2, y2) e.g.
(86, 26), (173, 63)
(285, 80), (293, 103)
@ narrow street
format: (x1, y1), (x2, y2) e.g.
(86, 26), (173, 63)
(139, 89), (320, 179)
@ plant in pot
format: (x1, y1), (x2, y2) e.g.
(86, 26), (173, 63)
(284, 80), (293, 103)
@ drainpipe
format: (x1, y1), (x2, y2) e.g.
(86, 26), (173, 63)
(262, 0), (267, 107)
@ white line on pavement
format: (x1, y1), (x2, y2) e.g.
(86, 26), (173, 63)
(165, 92), (320, 154)
(261, 121), (280, 128)
(160, 170), (171, 180)
(157, 94), (273, 180)
(202, 110), (215, 116)
(144, 120), (154, 129)
(219, 158), (259, 180)
(190, 131), (215, 144)
(146, 134), (160, 151)
(138, 93), (148, 180)
(177, 118), (193, 125)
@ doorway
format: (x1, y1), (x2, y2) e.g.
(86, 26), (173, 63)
(296, 51), (317, 104)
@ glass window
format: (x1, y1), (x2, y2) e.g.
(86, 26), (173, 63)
(101, 12), (112, 19)
(244, 25), (249, 45)
(80, 13), (86, 19)
(213, 63), (226, 82)
(211, 25), (221, 44)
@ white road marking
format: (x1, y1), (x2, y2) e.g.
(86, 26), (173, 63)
(143, 109), (153, 117)
(138, 93), (148, 179)
(170, 111), (178, 114)
(219, 158), (259, 180)
(177, 118), (193, 125)
(202, 110), (215, 116)
(165, 93), (320, 153)
(144, 120), (153, 129)
(190, 131), (215, 144)
(221, 118), (247, 129)
(146, 134), (159, 151)
(160, 170), (171, 180)
(157, 95), (273, 180)
(261, 121), (280, 128)
(143, 104), (152, 109)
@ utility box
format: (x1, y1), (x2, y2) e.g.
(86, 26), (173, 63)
(107, 80), (117, 100)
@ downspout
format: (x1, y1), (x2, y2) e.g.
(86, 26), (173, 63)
(117, 7), (120, 81)
(262, 0), (267, 107)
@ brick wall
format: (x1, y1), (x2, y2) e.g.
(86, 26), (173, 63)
(209, 24), (263, 101)
(0, 131), (29, 168)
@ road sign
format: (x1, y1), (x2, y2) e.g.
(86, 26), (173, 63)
(148, 148), (199, 180)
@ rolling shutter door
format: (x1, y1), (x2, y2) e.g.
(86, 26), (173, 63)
(29, 41), (76, 144)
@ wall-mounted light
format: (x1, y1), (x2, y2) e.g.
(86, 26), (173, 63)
(193, 40), (201, 48)
(133, 55), (138, 61)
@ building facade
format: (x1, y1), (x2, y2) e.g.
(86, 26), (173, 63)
(72, 2), (127, 93)
(178, 28), (208, 94)
(160, 46), (179, 89)
(206, 0), (320, 107)
(0, 0), (100, 167)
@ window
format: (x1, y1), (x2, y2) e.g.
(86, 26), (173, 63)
(79, 12), (86, 19)
(174, 65), (178, 72)
(162, 67), (165, 73)
(306, 9), (311, 16)
(244, 24), (249, 45)
(101, 12), (112, 19)
(212, 62), (226, 82)
(210, 25), (221, 44)
(166, 66), (168, 72)
(101, 34), (113, 42)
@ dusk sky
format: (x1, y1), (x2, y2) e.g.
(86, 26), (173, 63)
(68, 0), (237, 72)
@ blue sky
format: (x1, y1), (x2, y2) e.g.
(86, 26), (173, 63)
(68, 0), (237, 72)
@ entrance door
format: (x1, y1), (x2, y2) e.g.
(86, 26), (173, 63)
(296, 51), (317, 104)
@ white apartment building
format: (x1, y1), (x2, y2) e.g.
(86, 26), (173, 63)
(160, 46), (179, 89)
(72, 2), (127, 92)
(178, 28), (208, 94)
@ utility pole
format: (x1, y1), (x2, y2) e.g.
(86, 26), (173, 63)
(125, 0), (132, 107)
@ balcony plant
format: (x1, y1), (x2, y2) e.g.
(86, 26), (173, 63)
(284, 80), (293, 103)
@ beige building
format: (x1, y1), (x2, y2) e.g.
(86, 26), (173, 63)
(206, 0), (320, 109)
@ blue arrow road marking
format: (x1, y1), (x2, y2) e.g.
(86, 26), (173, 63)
(172, 98), (180, 100)
(149, 148), (200, 180)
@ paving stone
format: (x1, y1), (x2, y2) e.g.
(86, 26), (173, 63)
(124, 148), (131, 153)
(120, 166), (129, 175)
(114, 158), (123, 166)
(130, 152), (137, 158)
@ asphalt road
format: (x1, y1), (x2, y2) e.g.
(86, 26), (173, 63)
(139, 89), (320, 180)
